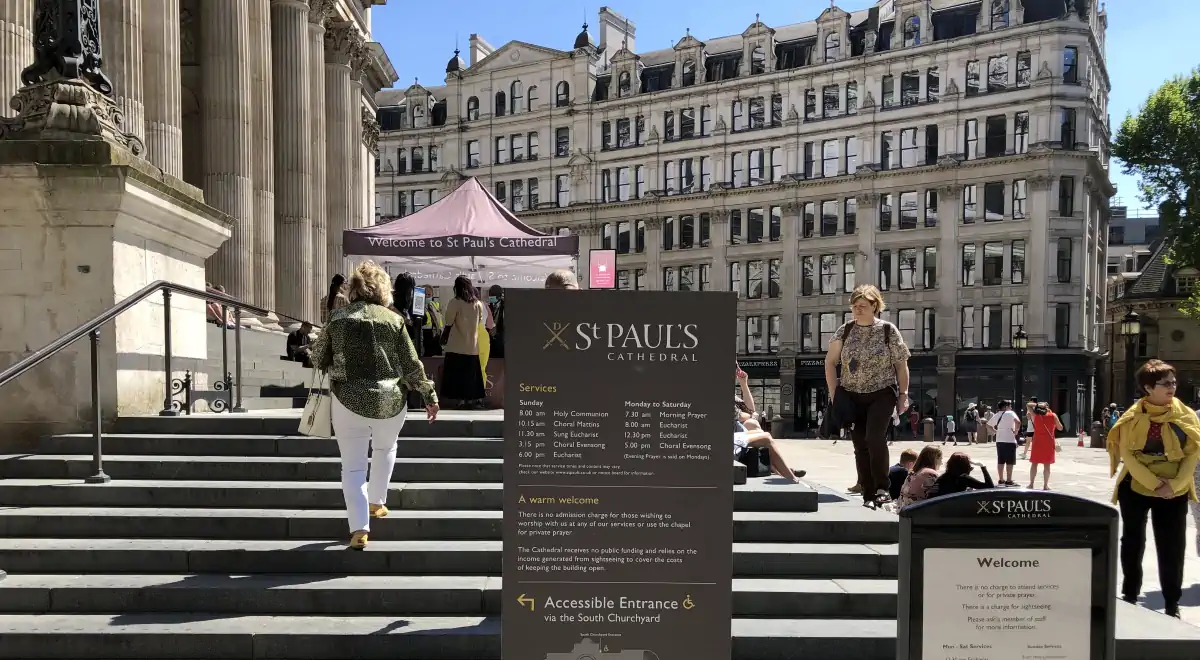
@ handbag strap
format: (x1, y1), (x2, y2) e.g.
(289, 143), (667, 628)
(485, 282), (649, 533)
(307, 366), (328, 394)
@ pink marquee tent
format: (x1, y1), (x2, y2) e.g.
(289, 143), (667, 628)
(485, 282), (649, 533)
(343, 177), (578, 288)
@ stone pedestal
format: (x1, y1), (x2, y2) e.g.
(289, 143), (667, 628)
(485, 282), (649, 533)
(0, 137), (231, 441)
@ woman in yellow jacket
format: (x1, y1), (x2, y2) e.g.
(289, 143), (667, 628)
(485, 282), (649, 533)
(1107, 359), (1200, 619)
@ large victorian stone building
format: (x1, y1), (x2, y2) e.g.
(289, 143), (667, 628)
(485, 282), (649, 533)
(375, 0), (1113, 434)
(0, 0), (397, 322)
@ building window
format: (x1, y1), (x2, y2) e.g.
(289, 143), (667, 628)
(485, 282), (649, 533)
(1176, 276), (1198, 295)
(510, 81), (523, 114)
(880, 132), (893, 170)
(899, 191), (918, 230)
(768, 259), (781, 298)
(680, 59), (696, 86)
(987, 55), (1009, 92)
(819, 254), (837, 294)
(615, 118), (631, 148)
(728, 262), (741, 295)
(510, 179), (524, 212)
(494, 91), (506, 117)
(903, 16), (920, 47)
(844, 198), (856, 235)
(922, 309), (936, 350)
(769, 206), (781, 242)
(1010, 240), (1026, 284)
(768, 315), (781, 352)
(984, 182), (1004, 221)
(1055, 303), (1070, 348)
(846, 137), (859, 174)
(1060, 108), (1077, 148)
(820, 200), (837, 237)
(617, 71), (631, 97)
(1014, 112), (1029, 154)
(699, 264), (710, 290)
(800, 314), (814, 352)
(843, 253), (856, 292)
(700, 157), (712, 191)
(770, 147), (783, 182)
(898, 309), (917, 348)
(749, 149), (764, 185)
(1010, 179), (1027, 220)
(494, 181), (506, 205)
(966, 60), (981, 96)
(846, 81), (858, 114)
(822, 85), (839, 117)
(985, 115), (1006, 157)
(555, 174), (569, 207)
(748, 208), (764, 244)
(962, 185), (977, 223)
(991, 0), (1009, 28)
(927, 67), (940, 102)
(465, 140), (480, 168)
(555, 81), (570, 107)
(925, 190), (938, 227)
(878, 250), (891, 291)
(635, 166), (646, 198)
(822, 140), (839, 175)
(802, 202), (815, 239)
(729, 210), (742, 245)
(925, 123), (939, 165)
(900, 71), (920, 106)
(747, 261), (764, 298)
(825, 32), (841, 60)
(899, 248), (917, 290)
(679, 265), (694, 290)
(662, 267), (676, 291)
(961, 307), (975, 348)
(1056, 238), (1072, 283)
(1063, 46), (1079, 84)
(771, 93), (783, 127)
(1010, 304), (1025, 345)
(527, 85), (538, 111)
(510, 133), (525, 161)
(982, 306), (1002, 349)
(1016, 51), (1031, 88)
(982, 242), (1003, 285)
(962, 244), (977, 286)
(750, 46), (767, 75)
(1058, 176), (1075, 215)
(616, 167), (630, 201)
(964, 119), (978, 160)
(900, 128), (918, 168)
(881, 75), (895, 108)
(879, 193), (893, 231)
(923, 246), (937, 288)
(801, 256), (814, 296)
(466, 96), (479, 121)
(555, 127), (570, 157)
(819, 313), (839, 351)
(730, 151), (745, 187)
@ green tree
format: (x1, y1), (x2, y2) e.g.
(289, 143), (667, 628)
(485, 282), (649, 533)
(1112, 69), (1200, 313)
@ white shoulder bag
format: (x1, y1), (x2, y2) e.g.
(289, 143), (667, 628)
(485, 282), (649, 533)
(298, 367), (333, 437)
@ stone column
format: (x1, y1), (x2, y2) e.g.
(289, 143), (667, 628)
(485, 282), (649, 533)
(324, 22), (361, 279)
(141, 0), (182, 177)
(348, 55), (368, 235)
(250, 0), (275, 309)
(270, 0), (314, 320)
(0, 0), (33, 117)
(307, 2), (333, 318)
(201, 0), (255, 299)
(101, 0), (145, 147)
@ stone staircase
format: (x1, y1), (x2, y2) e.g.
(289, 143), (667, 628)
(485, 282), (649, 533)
(1, 413), (1198, 659)
(198, 322), (310, 410)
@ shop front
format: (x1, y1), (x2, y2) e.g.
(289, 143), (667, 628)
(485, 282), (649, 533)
(736, 356), (782, 419)
(951, 353), (1097, 435)
(792, 357), (828, 437)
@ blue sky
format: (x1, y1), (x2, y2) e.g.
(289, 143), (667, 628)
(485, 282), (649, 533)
(372, 0), (1193, 215)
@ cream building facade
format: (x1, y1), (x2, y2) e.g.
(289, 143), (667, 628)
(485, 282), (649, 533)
(0, 0), (397, 323)
(375, 0), (1114, 434)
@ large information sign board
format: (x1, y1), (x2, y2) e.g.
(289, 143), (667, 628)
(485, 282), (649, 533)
(502, 289), (735, 660)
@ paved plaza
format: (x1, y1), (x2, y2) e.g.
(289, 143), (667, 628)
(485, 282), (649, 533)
(776, 437), (1200, 627)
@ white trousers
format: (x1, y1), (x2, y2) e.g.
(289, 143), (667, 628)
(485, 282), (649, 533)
(332, 395), (406, 533)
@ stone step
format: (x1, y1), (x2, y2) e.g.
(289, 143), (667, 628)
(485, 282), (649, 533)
(0, 508), (899, 544)
(35, 434), (504, 458)
(1, 604), (1197, 660)
(0, 455), (504, 483)
(0, 574), (897, 619)
(0, 539), (896, 578)
(0, 479), (818, 512)
(114, 415), (502, 438)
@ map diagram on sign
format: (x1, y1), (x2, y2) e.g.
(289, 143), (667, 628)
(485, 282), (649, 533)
(543, 638), (662, 660)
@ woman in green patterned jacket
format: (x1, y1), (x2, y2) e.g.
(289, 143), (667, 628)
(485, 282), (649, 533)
(310, 261), (440, 550)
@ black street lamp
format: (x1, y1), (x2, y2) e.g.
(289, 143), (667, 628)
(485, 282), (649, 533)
(1013, 325), (1028, 407)
(1119, 311), (1142, 403)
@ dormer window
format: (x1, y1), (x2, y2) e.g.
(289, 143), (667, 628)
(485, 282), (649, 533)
(750, 46), (766, 74)
(413, 104), (426, 128)
(681, 60), (696, 86)
(825, 33), (840, 61)
(903, 16), (921, 48)
(990, 0), (1010, 29)
(618, 71), (631, 97)
(510, 81), (523, 114)
(466, 96), (479, 121)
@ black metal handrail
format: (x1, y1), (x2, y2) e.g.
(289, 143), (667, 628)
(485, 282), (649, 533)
(0, 281), (312, 484)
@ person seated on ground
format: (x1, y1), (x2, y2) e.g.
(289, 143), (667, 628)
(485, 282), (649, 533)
(544, 269), (579, 290)
(928, 451), (994, 498)
(888, 448), (919, 500)
(734, 366), (761, 430)
(287, 322), (314, 368)
(734, 413), (804, 483)
(897, 445), (943, 508)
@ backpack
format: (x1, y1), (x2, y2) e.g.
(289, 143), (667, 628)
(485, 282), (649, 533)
(966, 409), (979, 423)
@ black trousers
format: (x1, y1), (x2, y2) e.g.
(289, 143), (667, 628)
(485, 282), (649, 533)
(1117, 476), (1188, 607)
(844, 387), (897, 496)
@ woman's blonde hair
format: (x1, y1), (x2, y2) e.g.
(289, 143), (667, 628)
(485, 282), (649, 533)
(849, 284), (886, 312)
(347, 260), (393, 307)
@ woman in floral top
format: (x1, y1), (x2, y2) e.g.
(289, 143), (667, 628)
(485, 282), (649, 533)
(310, 261), (439, 550)
(824, 285), (912, 508)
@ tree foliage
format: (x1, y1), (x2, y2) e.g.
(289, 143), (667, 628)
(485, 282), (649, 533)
(1112, 70), (1200, 269)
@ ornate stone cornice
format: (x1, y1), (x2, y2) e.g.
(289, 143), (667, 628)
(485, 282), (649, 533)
(361, 107), (380, 155)
(936, 184), (963, 200)
(309, 0), (337, 24)
(1028, 174), (1054, 191)
(1, 80), (144, 156)
(857, 191), (879, 205)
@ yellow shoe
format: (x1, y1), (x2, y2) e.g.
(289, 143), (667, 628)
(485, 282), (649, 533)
(369, 503), (389, 518)
(349, 530), (369, 550)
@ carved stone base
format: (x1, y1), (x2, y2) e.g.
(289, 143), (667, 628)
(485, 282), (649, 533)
(0, 79), (144, 156)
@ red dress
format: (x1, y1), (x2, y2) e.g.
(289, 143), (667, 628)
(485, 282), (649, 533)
(1029, 412), (1058, 465)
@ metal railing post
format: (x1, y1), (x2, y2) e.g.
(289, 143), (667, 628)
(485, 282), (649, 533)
(158, 289), (178, 416)
(221, 304), (231, 411)
(233, 307), (247, 413)
(85, 330), (111, 484)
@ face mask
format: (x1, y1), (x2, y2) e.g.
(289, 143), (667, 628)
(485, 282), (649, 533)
(488, 296), (498, 304)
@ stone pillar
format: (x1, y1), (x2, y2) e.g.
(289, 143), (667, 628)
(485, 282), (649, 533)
(644, 217), (663, 289)
(0, 0), (33, 117)
(201, 0), (255, 300)
(778, 203), (799, 350)
(142, 0), (183, 177)
(1027, 174), (1054, 346)
(324, 22), (361, 279)
(308, 2), (334, 319)
(250, 0), (275, 309)
(270, 0), (314, 320)
(348, 54), (368, 236)
(101, 0), (145, 146)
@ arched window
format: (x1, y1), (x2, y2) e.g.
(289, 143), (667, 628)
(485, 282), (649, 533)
(527, 85), (538, 111)
(555, 81), (570, 107)
(510, 81), (523, 114)
(681, 59), (696, 86)
(990, 0), (1009, 29)
(825, 33), (841, 61)
(618, 71), (631, 97)
(903, 16), (921, 48)
(750, 46), (766, 74)
(412, 103), (425, 128)
(397, 148), (407, 173)
(411, 147), (424, 172)
(466, 96), (479, 121)
(494, 91), (506, 117)
(429, 146), (439, 171)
